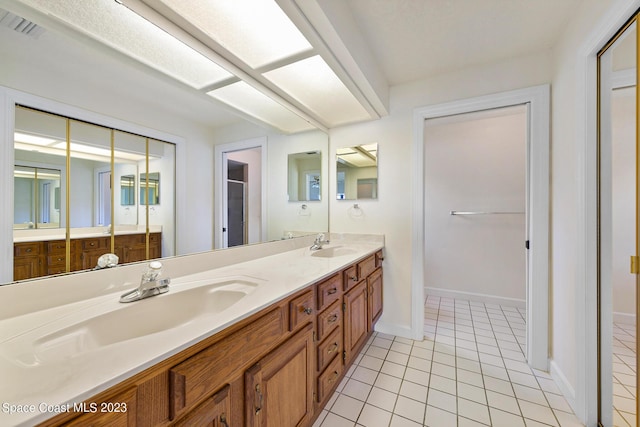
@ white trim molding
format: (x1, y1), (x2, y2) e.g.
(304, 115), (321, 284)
(425, 287), (526, 310)
(412, 84), (551, 370)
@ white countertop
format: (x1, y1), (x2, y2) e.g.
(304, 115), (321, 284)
(0, 236), (383, 426)
(13, 226), (162, 243)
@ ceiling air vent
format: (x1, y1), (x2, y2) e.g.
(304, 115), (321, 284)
(0, 8), (45, 38)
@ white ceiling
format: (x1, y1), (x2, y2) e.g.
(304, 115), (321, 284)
(344, 0), (583, 85)
(0, 0), (584, 130)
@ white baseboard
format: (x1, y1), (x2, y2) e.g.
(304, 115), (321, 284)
(550, 360), (576, 414)
(425, 286), (526, 309)
(613, 311), (635, 325)
(374, 321), (414, 340)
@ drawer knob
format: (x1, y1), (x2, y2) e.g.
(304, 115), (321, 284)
(25, 248), (32, 253)
(327, 288), (337, 295)
(303, 307), (313, 315)
(328, 314), (338, 323)
(328, 371), (339, 383)
(328, 343), (339, 353)
(350, 275), (358, 282)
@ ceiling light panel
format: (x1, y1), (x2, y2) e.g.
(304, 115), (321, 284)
(263, 55), (371, 126)
(207, 81), (315, 133)
(18, 0), (233, 89)
(149, 0), (313, 69)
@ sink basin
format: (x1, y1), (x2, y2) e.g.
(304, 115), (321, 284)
(14, 279), (258, 366)
(310, 246), (357, 258)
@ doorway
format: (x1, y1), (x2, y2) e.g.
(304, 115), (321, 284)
(597, 17), (638, 427)
(214, 137), (267, 249)
(412, 85), (550, 371)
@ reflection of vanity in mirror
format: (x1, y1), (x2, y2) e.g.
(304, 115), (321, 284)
(287, 151), (322, 202)
(12, 106), (176, 281)
(336, 143), (378, 200)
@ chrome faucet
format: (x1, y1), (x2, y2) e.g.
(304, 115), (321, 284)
(310, 233), (330, 250)
(119, 261), (170, 303)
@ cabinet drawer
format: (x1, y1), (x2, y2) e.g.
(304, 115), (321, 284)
(14, 242), (41, 256)
(317, 355), (343, 403)
(358, 255), (376, 283)
(47, 240), (67, 254)
(317, 273), (342, 312)
(289, 289), (315, 331)
(149, 232), (161, 243)
(47, 254), (67, 267)
(169, 307), (285, 419)
(317, 299), (341, 342)
(81, 237), (108, 250)
(317, 326), (342, 373)
(343, 264), (360, 291)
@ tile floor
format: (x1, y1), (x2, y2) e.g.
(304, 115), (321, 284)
(313, 296), (583, 427)
(613, 322), (636, 427)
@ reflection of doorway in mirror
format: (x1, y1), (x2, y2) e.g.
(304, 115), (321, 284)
(227, 160), (247, 248)
(96, 170), (111, 226)
(305, 171), (320, 201)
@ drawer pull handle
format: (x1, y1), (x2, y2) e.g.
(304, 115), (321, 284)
(328, 371), (339, 383)
(378, 256), (385, 261)
(90, 242), (95, 246)
(220, 413), (229, 427)
(303, 307), (313, 315)
(328, 314), (338, 323)
(25, 248), (32, 253)
(350, 276), (358, 282)
(327, 288), (337, 295)
(255, 384), (263, 414)
(328, 343), (339, 353)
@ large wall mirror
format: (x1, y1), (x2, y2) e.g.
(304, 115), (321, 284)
(12, 106), (176, 281)
(336, 143), (378, 200)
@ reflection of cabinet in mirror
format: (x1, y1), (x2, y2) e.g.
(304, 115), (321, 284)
(13, 233), (162, 281)
(336, 144), (378, 200)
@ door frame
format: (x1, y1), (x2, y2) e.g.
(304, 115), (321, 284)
(577, 1), (640, 424)
(411, 84), (551, 371)
(213, 137), (267, 249)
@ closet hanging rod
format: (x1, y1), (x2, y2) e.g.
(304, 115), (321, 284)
(449, 210), (525, 216)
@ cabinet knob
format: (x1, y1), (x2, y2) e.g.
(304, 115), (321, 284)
(303, 307), (313, 315)
(328, 371), (339, 383)
(327, 287), (337, 295)
(25, 248), (32, 253)
(350, 276), (358, 282)
(328, 314), (338, 323)
(220, 413), (229, 427)
(328, 343), (339, 354)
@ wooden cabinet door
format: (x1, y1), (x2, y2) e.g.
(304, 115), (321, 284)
(368, 268), (383, 327)
(245, 324), (314, 427)
(173, 385), (231, 427)
(14, 255), (41, 280)
(344, 280), (368, 365)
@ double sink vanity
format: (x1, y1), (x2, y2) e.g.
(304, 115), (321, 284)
(0, 233), (384, 426)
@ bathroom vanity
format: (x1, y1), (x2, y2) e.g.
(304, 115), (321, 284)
(0, 235), (383, 427)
